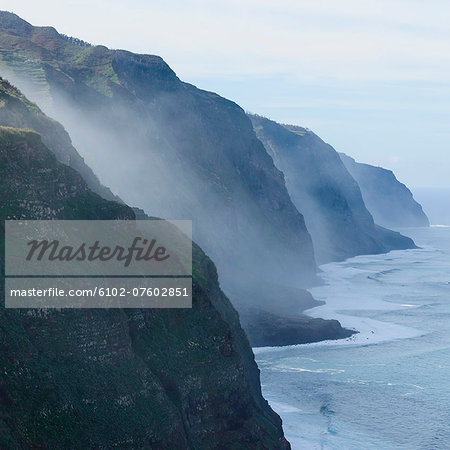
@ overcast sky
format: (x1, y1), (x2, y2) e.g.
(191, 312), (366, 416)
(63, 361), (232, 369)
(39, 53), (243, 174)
(3, 0), (450, 188)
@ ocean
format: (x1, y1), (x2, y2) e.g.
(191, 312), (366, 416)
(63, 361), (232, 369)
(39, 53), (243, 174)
(255, 226), (450, 449)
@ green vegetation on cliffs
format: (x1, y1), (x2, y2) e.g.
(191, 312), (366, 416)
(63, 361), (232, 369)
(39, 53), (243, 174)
(0, 76), (116, 201)
(0, 126), (130, 220)
(0, 124), (289, 447)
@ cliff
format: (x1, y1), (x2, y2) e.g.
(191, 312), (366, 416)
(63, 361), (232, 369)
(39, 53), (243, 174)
(0, 127), (289, 447)
(339, 153), (429, 228)
(0, 75), (116, 201)
(0, 12), (368, 347)
(250, 115), (416, 264)
(0, 12), (318, 313)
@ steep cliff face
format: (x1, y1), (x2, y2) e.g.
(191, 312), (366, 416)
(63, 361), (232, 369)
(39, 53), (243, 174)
(0, 77), (117, 201)
(340, 153), (429, 228)
(250, 115), (416, 263)
(0, 126), (129, 220)
(0, 12), (317, 315)
(0, 126), (289, 448)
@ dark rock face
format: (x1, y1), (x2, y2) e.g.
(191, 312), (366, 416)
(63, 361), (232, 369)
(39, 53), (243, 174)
(242, 310), (356, 348)
(340, 153), (430, 228)
(0, 12), (317, 314)
(224, 278), (355, 347)
(250, 115), (417, 264)
(0, 125), (289, 447)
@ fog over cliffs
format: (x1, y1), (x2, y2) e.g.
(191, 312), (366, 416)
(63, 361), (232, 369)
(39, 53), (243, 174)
(0, 12), (318, 317)
(0, 10), (436, 449)
(0, 11), (427, 341)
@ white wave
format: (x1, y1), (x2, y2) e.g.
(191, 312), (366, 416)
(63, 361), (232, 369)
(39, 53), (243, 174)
(256, 244), (434, 354)
(257, 227), (450, 450)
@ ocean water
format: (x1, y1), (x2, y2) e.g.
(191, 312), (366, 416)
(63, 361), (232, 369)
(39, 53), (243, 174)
(255, 226), (450, 449)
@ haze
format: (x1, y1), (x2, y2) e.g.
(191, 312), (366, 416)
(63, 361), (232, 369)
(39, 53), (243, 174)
(3, 0), (450, 188)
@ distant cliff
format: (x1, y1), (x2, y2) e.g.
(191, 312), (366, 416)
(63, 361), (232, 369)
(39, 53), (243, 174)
(0, 124), (289, 448)
(250, 115), (416, 264)
(340, 153), (429, 228)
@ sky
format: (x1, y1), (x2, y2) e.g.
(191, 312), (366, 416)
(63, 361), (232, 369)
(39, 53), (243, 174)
(2, 0), (450, 188)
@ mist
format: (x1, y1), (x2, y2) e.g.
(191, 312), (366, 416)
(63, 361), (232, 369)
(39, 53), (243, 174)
(0, 41), (323, 319)
(0, 12), (427, 329)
